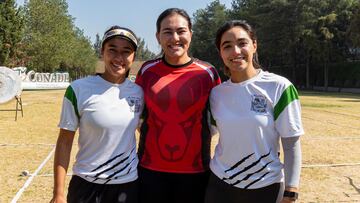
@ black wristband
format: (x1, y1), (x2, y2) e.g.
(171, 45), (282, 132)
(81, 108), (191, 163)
(283, 191), (298, 200)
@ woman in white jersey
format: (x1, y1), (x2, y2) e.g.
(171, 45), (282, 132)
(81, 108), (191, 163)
(51, 25), (143, 203)
(205, 20), (303, 203)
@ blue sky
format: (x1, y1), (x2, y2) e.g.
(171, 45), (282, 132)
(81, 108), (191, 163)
(16, 0), (233, 53)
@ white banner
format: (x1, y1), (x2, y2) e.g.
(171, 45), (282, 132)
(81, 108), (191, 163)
(12, 67), (70, 90)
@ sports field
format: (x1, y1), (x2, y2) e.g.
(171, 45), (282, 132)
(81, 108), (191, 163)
(0, 90), (359, 202)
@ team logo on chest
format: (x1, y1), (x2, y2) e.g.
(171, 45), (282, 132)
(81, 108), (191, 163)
(126, 96), (141, 112)
(250, 94), (267, 114)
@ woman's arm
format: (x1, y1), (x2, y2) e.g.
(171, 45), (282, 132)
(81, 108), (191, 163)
(51, 129), (76, 203)
(281, 136), (302, 202)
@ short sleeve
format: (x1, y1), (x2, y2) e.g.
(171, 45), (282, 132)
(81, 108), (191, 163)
(274, 84), (304, 138)
(58, 85), (79, 132)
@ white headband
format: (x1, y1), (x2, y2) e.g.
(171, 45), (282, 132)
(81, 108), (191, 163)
(102, 28), (138, 49)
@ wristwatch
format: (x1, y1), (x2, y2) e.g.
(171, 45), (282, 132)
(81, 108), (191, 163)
(283, 191), (298, 200)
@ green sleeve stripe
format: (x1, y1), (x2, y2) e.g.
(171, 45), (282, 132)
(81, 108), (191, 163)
(274, 85), (299, 121)
(64, 86), (80, 119)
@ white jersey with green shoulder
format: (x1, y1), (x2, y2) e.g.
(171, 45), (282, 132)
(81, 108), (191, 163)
(210, 70), (304, 189)
(58, 75), (143, 184)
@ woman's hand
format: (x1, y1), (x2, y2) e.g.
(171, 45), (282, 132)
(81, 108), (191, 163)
(50, 194), (66, 203)
(280, 197), (296, 203)
(281, 187), (298, 203)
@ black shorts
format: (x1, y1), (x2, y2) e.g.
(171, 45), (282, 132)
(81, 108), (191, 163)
(67, 175), (138, 203)
(138, 166), (210, 203)
(205, 172), (280, 203)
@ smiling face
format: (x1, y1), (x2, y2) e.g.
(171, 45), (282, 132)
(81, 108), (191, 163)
(156, 13), (192, 65)
(220, 26), (258, 82)
(101, 37), (135, 84)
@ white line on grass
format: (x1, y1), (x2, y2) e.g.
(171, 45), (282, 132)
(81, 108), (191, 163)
(302, 116), (360, 130)
(303, 137), (360, 140)
(11, 147), (55, 203)
(302, 162), (360, 168)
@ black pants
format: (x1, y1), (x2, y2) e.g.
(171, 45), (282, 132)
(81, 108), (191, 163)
(138, 166), (210, 203)
(67, 175), (138, 203)
(204, 172), (280, 203)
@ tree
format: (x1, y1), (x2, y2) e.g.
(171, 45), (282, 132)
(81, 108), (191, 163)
(190, 0), (228, 78)
(135, 37), (156, 61)
(189, 0), (359, 88)
(23, 0), (74, 72)
(347, 2), (360, 49)
(230, 0), (305, 83)
(0, 0), (24, 66)
(65, 28), (97, 79)
(229, 0), (358, 88)
(23, 0), (97, 78)
(93, 33), (101, 58)
(306, 0), (358, 89)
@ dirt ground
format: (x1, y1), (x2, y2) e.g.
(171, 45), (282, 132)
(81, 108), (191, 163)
(0, 90), (360, 202)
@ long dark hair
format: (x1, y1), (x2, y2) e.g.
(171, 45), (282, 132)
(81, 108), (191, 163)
(156, 8), (192, 33)
(155, 8), (192, 58)
(215, 20), (261, 76)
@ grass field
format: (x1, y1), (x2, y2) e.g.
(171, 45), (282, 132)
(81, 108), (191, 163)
(0, 90), (360, 202)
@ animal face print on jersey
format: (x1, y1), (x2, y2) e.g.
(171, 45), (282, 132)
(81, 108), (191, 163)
(142, 70), (211, 164)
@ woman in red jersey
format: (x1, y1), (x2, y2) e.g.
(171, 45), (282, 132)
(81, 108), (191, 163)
(135, 8), (221, 203)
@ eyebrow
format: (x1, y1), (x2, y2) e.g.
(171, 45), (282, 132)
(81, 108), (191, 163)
(161, 27), (188, 32)
(221, 41), (231, 47)
(108, 44), (134, 51)
(221, 38), (250, 47)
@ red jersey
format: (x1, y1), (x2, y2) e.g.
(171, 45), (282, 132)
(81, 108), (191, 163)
(135, 58), (221, 173)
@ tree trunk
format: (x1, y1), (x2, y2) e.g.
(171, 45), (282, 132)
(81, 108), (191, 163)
(306, 57), (310, 89)
(324, 61), (328, 91)
(292, 65), (296, 85)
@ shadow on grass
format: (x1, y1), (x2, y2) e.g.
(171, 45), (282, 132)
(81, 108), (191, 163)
(341, 99), (360, 102)
(301, 103), (344, 108)
(345, 176), (360, 194)
(299, 90), (360, 100)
